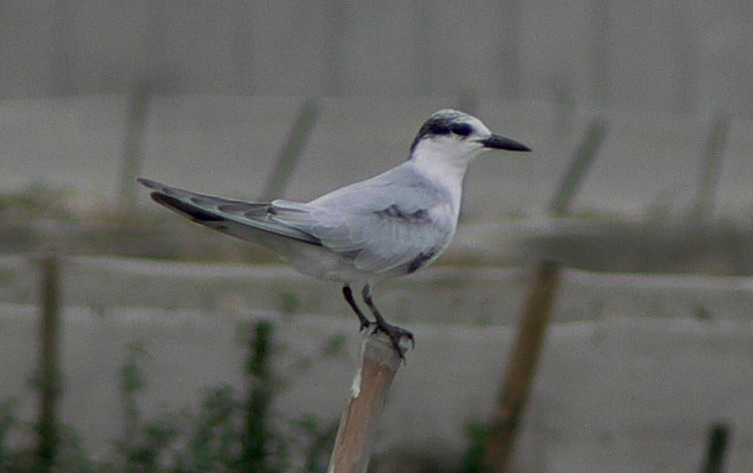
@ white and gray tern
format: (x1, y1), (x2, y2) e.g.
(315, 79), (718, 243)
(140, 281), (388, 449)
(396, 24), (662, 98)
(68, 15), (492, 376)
(139, 109), (530, 357)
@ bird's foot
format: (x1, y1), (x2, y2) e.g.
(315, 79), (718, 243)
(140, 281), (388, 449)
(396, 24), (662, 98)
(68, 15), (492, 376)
(373, 320), (414, 360)
(358, 319), (371, 332)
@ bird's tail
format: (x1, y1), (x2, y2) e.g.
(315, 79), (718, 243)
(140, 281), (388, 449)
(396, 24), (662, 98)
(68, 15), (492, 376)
(137, 178), (321, 246)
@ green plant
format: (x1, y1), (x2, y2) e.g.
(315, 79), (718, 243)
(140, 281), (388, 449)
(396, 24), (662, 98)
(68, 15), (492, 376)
(0, 181), (76, 222)
(0, 399), (18, 471)
(290, 415), (339, 473)
(457, 421), (488, 473)
(0, 320), (341, 473)
(119, 339), (150, 465)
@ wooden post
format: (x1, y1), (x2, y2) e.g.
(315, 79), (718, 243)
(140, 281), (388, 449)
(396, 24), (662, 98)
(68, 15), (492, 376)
(483, 259), (562, 473)
(119, 80), (151, 214)
(36, 250), (63, 473)
(689, 112), (729, 222)
(242, 320), (275, 471)
(547, 119), (608, 217)
(260, 99), (320, 199)
(327, 330), (405, 473)
(700, 422), (731, 473)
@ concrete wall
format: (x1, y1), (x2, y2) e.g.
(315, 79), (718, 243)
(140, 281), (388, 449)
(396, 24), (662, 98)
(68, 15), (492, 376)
(3, 95), (753, 220)
(1, 1), (753, 118)
(1, 256), (752, 471)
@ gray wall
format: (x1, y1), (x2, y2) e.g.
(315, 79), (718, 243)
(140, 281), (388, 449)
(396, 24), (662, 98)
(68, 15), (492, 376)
(3, 95), (753, 220)
(2, 1), (753, 117)
(2, 257), (752, 471)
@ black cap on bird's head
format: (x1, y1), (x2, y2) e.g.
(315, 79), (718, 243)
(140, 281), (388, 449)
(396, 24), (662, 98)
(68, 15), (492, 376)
(409, 109), (531, 155)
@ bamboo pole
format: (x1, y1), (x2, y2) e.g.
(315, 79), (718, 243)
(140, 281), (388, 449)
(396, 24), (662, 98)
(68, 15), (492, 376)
(242, 320), (275, 471)
(119, 80), (151, 214)
(36, 250), (63, 473)
(689, 112), (729, 222)
(327, 330), (405, 473)
(700, 422), (731, 473)
(483, 259), (562, 473)
(261, 99), (320, 199)
(547, 119), (608, 217)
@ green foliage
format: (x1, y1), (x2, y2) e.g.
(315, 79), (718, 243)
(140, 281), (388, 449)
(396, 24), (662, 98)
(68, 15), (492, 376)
(0, 400), (19, 471)
(0, 322), (338, 473)
(290, 415), (339, 473)
(278, 293), (300, 316)
(0, 181), (76, 222)
(320, 334), (347, 359)
(457, 421), (489, 473)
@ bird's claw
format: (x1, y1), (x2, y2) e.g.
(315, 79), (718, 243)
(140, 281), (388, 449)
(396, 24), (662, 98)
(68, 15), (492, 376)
(374, 321), (414, 360)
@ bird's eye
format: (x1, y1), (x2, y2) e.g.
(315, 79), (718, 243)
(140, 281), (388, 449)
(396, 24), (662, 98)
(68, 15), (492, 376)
(450, 123), (473, 137)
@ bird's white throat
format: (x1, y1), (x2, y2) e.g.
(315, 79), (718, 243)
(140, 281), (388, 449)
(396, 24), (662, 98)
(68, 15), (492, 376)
(409, 136), (482, 204)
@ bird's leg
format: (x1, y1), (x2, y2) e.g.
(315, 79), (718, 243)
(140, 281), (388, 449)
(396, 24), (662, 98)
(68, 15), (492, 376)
(342, 285), (372, 331)
(361, 285), (414, 358)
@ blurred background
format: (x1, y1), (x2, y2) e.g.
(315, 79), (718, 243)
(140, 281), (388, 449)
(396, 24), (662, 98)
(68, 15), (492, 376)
(1, 1), (752, 472)
(3, 1), (753, 113)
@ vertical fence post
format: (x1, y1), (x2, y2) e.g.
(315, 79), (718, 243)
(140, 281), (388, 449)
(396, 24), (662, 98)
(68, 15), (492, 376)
(700, 422), (731, 473)
(241, 320), (275, 472)
(689, 112), (729, 222)
(327, 330), (405, 473)
(260, 100), (320, 199)
(119, 80), (152, 214)
(120, 340), (148, 465)
(36, 250), (63, 472)
(547, 119), (609, 217)
(483, 259), (562, 473)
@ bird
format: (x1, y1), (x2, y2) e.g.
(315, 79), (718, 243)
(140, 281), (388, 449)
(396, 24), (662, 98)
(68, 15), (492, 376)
(138, 109), (530, 357)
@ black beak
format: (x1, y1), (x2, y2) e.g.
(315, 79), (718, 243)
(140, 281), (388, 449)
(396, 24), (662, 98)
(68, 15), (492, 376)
(480, 134), (531, 152)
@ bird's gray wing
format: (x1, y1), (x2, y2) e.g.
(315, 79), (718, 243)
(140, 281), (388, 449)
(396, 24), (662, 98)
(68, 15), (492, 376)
(270, 169), (453, 273)
(137, 178), (322, 246)
(140, 166), (454, 275)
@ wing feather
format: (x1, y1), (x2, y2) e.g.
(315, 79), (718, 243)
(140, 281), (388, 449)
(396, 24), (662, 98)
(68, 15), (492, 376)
(137, 178), (321, 246)
(268, 164), (454, 273)
(139, 160), (455, 276)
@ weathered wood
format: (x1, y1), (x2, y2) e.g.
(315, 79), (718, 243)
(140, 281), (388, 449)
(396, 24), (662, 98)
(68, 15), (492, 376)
(700, 422), (731, 473)
(36, 250), (63, 472)
(689, 112), (729, 222)
(547, 119), (608, 217)
(119, 80), (151, 214)
(483, 259), (562, 473)
(261, 99), (320, 199)
(328, 330), (404, 473)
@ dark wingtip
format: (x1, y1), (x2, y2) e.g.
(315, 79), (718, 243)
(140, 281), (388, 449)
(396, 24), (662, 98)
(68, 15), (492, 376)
(137, 177), (160, 189)
(150, 193), (225, 222)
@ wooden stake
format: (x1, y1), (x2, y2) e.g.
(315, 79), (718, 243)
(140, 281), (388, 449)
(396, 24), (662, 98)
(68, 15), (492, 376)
(242, 321), (274, 471)
(37, 250), (63, 473)
(327, 330), (404, 473)
(261, 99), (320, 199)
(119, 80), (151, 214)
(483, 259), (562, 473)
(547, 119), (608, 217)
(689, 112), (729, 222)
(700, 422), (731, 473)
